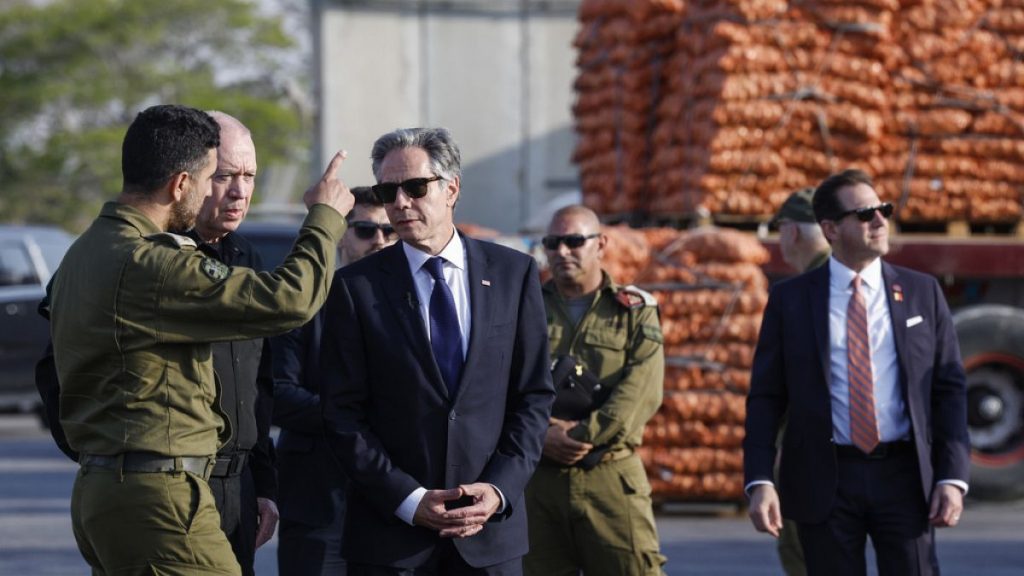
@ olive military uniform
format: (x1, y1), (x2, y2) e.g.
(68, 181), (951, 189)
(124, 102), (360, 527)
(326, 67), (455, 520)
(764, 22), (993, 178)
(188, 230), (278, 576)
(48, 202), (344, 576)
(524, 273), (667, 576)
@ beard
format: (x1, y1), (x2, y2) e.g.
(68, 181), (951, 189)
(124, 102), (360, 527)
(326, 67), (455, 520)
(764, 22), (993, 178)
(168, 183), (206, 233)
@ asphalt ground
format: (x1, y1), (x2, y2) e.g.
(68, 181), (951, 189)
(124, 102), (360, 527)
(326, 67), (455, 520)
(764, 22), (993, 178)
(2, 414), (1022, 575)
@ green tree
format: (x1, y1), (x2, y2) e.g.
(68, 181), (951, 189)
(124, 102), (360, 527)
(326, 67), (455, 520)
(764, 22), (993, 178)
(0, 0), (310, 231)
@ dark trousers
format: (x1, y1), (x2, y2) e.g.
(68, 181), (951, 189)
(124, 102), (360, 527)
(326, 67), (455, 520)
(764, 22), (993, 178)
(796, 448), (939, 576)
(348, 540), (522, 576)
(210, 465), (258, 576)
(277, 510), (346, 576)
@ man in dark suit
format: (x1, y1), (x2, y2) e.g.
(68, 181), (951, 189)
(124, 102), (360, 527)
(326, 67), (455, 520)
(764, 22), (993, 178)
(744, 169), (970, 576)
(272, 186), (397, 575)
(188, 111), (279, 576)
(320, 127), (555, 575)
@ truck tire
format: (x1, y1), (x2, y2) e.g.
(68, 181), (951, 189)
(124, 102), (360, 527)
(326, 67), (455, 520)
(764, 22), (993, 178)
(953, 304), (1024, 501)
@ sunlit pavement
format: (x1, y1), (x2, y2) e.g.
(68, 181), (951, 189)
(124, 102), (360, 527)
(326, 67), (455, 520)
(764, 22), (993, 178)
(2, 415), (1022, 575)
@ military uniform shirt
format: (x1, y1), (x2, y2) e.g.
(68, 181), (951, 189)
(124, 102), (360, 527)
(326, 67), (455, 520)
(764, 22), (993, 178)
(542, 273), (664, 450)
(49, 202), (344, 458)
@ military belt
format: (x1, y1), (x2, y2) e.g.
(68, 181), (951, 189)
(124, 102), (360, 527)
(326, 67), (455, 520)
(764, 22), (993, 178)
(80, 452), (215, 480)
(210, 451), (248, 478)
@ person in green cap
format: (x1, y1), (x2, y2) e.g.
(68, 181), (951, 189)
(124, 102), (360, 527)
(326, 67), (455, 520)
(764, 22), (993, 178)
(47, 104), (354, 576)
(772, 187), (831, 275)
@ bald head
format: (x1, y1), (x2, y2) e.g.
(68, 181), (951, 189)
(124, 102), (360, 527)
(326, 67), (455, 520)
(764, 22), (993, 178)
(550, 205), (601, 232)
(207, 111), (251, 139)
(545, 204), (606, 297)
(195, 111), (257, 242)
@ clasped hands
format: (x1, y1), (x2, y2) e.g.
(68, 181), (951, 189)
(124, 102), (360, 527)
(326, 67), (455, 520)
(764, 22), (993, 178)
(413, 483), (501, 538)
(542, 417), (594, 466)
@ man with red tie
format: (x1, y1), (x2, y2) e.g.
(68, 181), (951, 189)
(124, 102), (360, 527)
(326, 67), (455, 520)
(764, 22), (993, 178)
(743, 169), (970, 576)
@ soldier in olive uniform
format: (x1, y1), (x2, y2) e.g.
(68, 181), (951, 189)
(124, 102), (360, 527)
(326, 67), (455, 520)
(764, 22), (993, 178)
(47, 104), (354, 576)
(524, 205), (667, 576)
(767, 188), (831, 576)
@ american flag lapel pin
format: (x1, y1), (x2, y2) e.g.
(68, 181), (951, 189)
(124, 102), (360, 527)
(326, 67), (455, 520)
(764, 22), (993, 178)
(482, 280), (491, 286)
(892, 283), (903, 302)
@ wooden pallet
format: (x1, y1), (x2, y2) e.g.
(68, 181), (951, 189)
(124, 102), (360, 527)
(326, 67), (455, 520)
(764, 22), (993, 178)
(895, 220), (1024, 238)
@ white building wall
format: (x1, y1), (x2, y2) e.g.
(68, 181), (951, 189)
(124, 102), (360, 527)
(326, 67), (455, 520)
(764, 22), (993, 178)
(315, 0), (580, 233)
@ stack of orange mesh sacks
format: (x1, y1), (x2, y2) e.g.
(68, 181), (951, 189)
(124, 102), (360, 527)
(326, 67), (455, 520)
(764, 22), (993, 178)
(572, 0), (685, 215)
(878, 0), (1024, 222)
(600, 225), (769, 502)
(574, 0), (1024, 225)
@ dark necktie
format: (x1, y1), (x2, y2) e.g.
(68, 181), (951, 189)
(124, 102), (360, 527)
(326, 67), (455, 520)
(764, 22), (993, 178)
(425, 257), (464, 397)
(847, 275), (880, 454)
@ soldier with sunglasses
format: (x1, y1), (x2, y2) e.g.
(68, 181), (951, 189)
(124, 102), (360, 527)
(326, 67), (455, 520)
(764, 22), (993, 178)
(525, 205), (667, 576)
(272, 186), (397, 576)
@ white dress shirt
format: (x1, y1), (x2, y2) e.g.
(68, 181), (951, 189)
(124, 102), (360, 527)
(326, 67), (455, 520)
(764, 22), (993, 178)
(393, 231), (507, 524)
(827, 257), (909, 445)
(403, 233), (472, 356)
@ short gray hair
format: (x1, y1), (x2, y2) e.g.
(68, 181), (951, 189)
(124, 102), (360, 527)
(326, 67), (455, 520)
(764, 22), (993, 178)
(370, 127), (462, 183)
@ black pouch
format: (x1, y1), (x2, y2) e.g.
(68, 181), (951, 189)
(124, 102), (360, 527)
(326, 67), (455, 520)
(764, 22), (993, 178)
(550, 354), (602, 421)
(549, 355), (612, 470)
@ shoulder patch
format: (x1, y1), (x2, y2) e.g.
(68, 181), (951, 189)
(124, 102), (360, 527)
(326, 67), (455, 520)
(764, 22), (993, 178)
(146, 232), (197, 249)
(616, 285), (658, 309)
(200, 257), (230, 281)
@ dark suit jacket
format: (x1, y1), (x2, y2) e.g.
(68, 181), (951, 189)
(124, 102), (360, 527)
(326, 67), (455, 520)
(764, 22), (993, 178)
(270, 312), (348, 527)
(743, 260), (970, 524)
(193, 231), (277, 500)
(321, 235), (555, 568)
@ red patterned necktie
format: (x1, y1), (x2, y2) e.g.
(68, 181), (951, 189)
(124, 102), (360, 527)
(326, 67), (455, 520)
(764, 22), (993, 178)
(847, 275), (880, 454)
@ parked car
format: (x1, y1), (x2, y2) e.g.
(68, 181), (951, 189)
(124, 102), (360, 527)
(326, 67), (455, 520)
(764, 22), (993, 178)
(0, 225), (74, 414)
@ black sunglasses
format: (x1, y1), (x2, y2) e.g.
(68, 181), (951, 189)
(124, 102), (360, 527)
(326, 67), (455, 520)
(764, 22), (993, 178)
(371, 176), (443, 204)
(349, 221), (396, 240)
(541, 233), (600, 250)
(834, 202), (894, 223)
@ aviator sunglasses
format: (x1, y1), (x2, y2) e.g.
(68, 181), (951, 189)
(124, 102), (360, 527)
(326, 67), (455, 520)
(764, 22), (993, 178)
(349, 221), (396, 240)
(541, 233), (600, 250)
(834, 202), (894, 223)
(372, 176), (443, 204)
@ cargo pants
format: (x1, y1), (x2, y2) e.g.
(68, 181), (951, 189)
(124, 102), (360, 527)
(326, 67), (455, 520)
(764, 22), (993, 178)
(71, 466), (241, 575)
(524, 454), (666, 576)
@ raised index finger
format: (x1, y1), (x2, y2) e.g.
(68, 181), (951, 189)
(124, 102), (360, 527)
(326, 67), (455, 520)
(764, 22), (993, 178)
(321, 150), (348, 181)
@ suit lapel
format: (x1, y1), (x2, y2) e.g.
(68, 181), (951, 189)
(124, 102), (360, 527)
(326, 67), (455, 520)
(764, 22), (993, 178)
(459, 235), (492, 401)
(809, 264), (832, 387)
(379, 244), (438, 382)
(882, 262), (909, 386)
